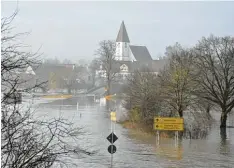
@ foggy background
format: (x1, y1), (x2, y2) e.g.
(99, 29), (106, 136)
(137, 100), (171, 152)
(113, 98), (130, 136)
(2, 1), (234, 62)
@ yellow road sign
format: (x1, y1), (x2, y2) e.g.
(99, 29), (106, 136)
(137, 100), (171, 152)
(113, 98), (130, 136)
(110, 112), (116, 121)
(154, 117), (184, 124)
(154, 123), (184, 131)
(110, 112), (116, 117)
(111, 116), (116, 121)
(105, 94), (117, 101)
(105, 95), (111, 100)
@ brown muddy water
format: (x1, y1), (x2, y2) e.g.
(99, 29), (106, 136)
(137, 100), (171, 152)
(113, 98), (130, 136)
(29, 98), (234, 168)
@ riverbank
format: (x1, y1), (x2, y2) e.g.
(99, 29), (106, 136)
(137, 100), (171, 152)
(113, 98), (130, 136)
(118, 120), (171, 138)
(118, 116), (216, 139)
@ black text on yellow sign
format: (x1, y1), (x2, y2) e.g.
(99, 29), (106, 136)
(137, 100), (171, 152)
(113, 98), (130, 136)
(154, 117), (184, 124)
(154, 123), (184, 131)
(154, 117), (184, 131)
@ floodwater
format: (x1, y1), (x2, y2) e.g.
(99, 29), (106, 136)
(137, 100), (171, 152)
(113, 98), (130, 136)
(29, 97), (234, 168)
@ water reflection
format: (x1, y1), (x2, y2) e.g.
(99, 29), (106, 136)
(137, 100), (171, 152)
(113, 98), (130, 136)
(155, 138), (183, 161)
(220, 127), (227, 140)
(219, 128), (231, 156)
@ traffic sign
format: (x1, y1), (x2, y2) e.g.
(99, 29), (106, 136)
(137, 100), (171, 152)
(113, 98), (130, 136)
(111, 116), (116, 121)
(110, 112), (116, 117)
(110, 112), (116, 121)
(107, 132), (118, 143)
(105, 95), (112, 100)
(154, 117), (184, 131)
(154, 117), (184, 124)
(154, 123), (184, 131)
(108, 145), (117, 154)
(105, 94), (117, 101)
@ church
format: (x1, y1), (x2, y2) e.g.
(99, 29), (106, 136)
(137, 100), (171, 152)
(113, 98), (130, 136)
(97, 21), (167, 80)
(115, 21), (152, 63)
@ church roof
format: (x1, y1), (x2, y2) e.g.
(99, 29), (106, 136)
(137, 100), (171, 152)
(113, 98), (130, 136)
(130, 45), (152, 62)
(151, 59), (168, 72)
(116, 21), (130, 43)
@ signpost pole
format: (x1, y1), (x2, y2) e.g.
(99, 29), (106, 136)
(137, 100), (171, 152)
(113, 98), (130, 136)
(111, 141), (113, 168)
(177, 131), (179, 143)
(106, 96), (118, 168)
(110, 112), (113, 168)
(175, 131), (179, 147)
(157, 131), (159, 146)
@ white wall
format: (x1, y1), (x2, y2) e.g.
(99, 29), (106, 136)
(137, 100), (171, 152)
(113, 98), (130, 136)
(115, 42), (122, 60)
(115, 42), (131, 61)
(129, 48), (136, 62)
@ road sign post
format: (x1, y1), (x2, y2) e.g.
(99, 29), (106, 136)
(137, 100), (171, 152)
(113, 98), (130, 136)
(156, 131), (160, 146)
(154, 117), (184, 148)
(175, 131), (179, 147)
(108, 145), (117, 154)
(107, 111), (118, 168)
(154, 117), (184, 131)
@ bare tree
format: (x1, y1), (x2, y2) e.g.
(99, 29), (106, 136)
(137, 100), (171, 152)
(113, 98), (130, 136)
(95, 40), (117, 108)
(194, 35), (234, 128)
(88, 58), (100, 88)
(1, 11), (93, 168)
(158, 44), (197, 117)
(124, 69), (159, 124)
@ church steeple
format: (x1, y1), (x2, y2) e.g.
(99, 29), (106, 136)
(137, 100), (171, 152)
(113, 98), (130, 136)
(116, 21), (130, 43)
(115, 21), (131, 61)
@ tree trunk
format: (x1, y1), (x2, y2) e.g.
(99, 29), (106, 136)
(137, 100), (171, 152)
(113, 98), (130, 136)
(206, 104), (211, 114)
(220, 112), (227, 128)
(178, 109), (183, 117)
(178, 105), (183, 117)
(220, 127), (227, 141)
(178, 107), (183, 138)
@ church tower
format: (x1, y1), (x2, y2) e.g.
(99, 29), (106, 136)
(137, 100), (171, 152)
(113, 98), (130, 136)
(115, 21), (131, 61)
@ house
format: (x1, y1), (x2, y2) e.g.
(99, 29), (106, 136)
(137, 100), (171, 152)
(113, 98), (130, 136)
(17, 64), (92, 93)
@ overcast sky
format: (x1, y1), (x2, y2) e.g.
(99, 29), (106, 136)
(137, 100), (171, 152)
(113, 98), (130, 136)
(2, 1), (234, 62)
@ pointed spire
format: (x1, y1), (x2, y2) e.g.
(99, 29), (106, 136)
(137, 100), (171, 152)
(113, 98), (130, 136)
(116, 21), (130, 42)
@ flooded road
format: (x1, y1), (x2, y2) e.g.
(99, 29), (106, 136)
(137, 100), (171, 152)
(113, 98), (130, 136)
(30, 98), (234, 168)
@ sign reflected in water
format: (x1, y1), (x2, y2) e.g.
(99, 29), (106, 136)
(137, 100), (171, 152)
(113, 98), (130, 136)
(155, 141), (183, 160)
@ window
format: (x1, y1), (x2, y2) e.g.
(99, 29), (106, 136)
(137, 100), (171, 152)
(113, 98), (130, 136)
(125, 43), (127, 48)
(120, 64), (128, 72)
